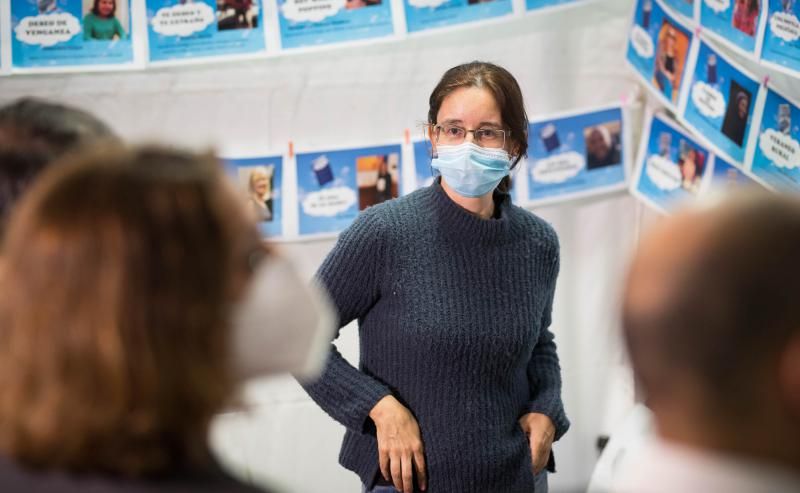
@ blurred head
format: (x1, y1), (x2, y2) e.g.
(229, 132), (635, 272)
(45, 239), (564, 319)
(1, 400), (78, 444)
(248, 167), (270, 201)
(680, 149), (697, 182)
(93, 0), (116, 17)
(427, 61), (528, 193)
(0, 145), (262, 476)
(0, 97), (113, 240)
(586, 126), (611, 161)
(623, 193), (800, 469)
(737, 92), (750, 120)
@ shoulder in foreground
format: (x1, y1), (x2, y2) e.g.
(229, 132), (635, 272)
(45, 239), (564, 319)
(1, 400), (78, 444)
(509, 203), (559, 249)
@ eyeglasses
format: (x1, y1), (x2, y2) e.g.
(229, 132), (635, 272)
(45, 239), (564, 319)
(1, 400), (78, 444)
(431, 124), (508, 149)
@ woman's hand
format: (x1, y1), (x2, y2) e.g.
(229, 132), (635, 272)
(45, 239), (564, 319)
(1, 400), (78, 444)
(369, 395), (427, 493)
(519, 412), (555, 475)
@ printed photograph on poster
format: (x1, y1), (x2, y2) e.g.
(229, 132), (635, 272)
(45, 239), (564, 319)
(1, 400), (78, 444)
(749, 87), (800, 191)
(146, 0), (266, 63)
(412, 139), (435, 190)
(709, 154), (760, 191)
(680, 39), (760, 163)
(296, 144), (401, 236)
(627, 0), (693, 108)
(526, 106), (627, 204)
(10, 0), (134, 69)
(526, 0), (581, 11)
(761, 1), (800, 74)
(633, 113), (711, 213)
(699, 0), (764, 55)
(277, 0), (393, 50)
(403, 0), (512, 34)
(662, 0), (695, 18)
(226, 156), (284, 238)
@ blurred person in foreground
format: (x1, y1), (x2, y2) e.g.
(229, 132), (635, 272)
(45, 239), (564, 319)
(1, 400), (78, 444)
(615, 192), (800, 492)
(0, 145), (333, 492)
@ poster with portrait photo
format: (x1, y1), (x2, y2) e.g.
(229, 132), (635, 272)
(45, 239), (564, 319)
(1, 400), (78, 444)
(525, 0), (582, 12)
(710, 154), (760, 191)
(632, 112), (712, 213)
(679, 38), (762, 164)
(277, 0), (393, 50)
(662, 0), (695, 19)
(526, 106), (628, 205)
(10, 0), (134, 71)
(699, 0), (767, 56)
(146, 0), (266, 64)
(296, 144), (401, 237)
(412, 139), (435, 191)
(627, 0), (693, 110)
(403, 0), (512, 34)
(748, 86), (800, 191)
(225, 155), (284, 239)
(761, 1), (800, 75)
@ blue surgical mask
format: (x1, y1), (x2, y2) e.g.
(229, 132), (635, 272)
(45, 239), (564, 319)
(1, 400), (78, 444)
(431, 142), (511, 198)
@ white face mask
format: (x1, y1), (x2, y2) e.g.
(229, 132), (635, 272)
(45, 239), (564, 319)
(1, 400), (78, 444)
(230, 254), (335, 381)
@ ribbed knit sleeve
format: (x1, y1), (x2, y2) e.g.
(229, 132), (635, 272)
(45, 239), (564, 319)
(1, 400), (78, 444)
(300, 209), (392, 434)
(525, 244), (571, 442)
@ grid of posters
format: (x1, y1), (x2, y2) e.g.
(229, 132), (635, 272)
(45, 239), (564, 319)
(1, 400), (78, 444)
(146, 0), (266, 63)
(748, 86), (800, 191)
(626, 0), (694, 110)
(698, 0), (766, 56)
(403, 0), (513, 34)
(10, 0), (134, 70)
(277, 0), (394, 50)
(761, 1), (800, 74)
(678, 38), (762, 164)
(526, 106), (628, 205)
(226, 155), (285, 238)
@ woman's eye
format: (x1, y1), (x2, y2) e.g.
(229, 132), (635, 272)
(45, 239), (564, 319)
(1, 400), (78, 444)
(446, 127), (462, 136)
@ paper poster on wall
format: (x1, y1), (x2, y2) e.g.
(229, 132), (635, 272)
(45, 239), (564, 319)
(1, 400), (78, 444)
(296, 144), (401, 236)
(749, 86), (800, 191)
(699, 0), (765, 55)
(146, 0), (266, 63)
(526, 106), (628, 205)
(680, 39), (762, 164)
(525, 0), (581, 11)
(662, 0), (695, 18)
(761, 1), (800, 75)
(225, 155), (284, 239)
(412, 139), (435, 190)
(632, 113), (711, 213)
(277, 0), (393, 50)
(403, 0), (512, 34)
(710, 154), (759, 190)
(626, 0), (693, 109)
(10, 0), (134, 70)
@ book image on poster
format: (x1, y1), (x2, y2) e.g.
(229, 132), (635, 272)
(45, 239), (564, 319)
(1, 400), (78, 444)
(633, 113), (711, 213)
(527, 106), (627, 204)
(146, 0), (266, 63)
(277, 0), (393, 50)
(749, 87), (800, 191)
(627, 0), (693, 109)
(680, 39), (761, 164)
(761, 1), (800, 74)
(403, 0), (512, 34)
(11, 0), (134, 69)
(226, 156), (284, 238)
(412, 139), (435, 190)
(699, 0), (764, 55)
(526, 0), (581, 11)
(296, 144), (401, 236)
(662, 0), (695, 18)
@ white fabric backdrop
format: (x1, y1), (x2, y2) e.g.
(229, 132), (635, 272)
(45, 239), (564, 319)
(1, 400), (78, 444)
(0, 1), (647, 491)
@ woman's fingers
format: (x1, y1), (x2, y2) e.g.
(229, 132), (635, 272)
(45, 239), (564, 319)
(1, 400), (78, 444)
(413, 448), (427, 491)
(401, 453), (414, 493)
(379, 444), (390, 481)
(390, 451), (403, 492)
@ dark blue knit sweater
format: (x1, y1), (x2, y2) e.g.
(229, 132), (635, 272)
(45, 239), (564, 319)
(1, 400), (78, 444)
(302, 180), (569, 492)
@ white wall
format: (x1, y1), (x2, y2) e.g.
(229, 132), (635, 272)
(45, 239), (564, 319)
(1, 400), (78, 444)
(0, 1), (646, 491)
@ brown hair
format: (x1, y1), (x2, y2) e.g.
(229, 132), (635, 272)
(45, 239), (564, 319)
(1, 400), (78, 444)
(0, 145), (261, 476)
(427, 61), (529, 193)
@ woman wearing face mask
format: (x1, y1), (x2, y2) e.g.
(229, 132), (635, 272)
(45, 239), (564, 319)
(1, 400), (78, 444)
(0, 145), (333, 493)
(302, 62), (569, 493)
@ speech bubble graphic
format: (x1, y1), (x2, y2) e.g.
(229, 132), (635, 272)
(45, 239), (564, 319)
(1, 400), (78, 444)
(151, 2), (215, 37)
(14, 13), (80, 47)
(692, 81), (726, 119)
(704, 0), (730, 14)
(282, 0), (346, 23)
(646, 155), (682, 191)
(759, 128), (800, 169)
(408, 0), (448, 7)
(630, 25), (654, 59)
(531, 151), (585, 184)
(302, 186), (356, 217)
(770, 12), (800, 42)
